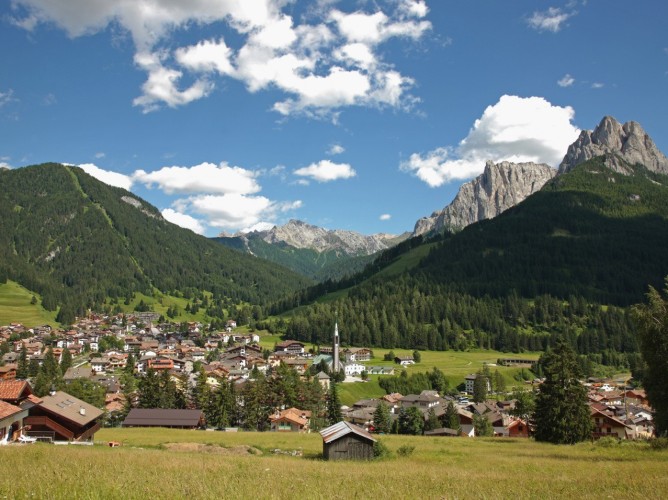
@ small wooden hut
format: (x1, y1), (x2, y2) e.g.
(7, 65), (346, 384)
(320, 421), (376, 461)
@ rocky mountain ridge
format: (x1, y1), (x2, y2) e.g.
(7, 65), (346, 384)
(559, 116), (668, 175)
(414, 116), (666, 236)
(228, 219), (409, 257)
(413, 161), (556, 236)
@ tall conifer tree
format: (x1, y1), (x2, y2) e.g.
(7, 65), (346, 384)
(534, 340), (592, 444)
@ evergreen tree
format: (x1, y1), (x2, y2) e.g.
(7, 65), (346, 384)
(42, 347), (61, 381)
(372, 401), (392, 434)
(473, 414), (493, 437)
(442, 400), (460, 431)
(65, 378), (106, 408)
(472, 373), (488, 403)
(191, 369), (211, 411)
(494, 370), (506, 394)
(125, 352), (136, 375)
(137, 368), (162, 408)
(632, 278), (668, 436)
(209, 382), (235, 429)
(60, 348), (73, 374)
(424, 407), (439, 432)
(534, 340), (592, 444)
(28, 358), (40, 377)
(17, 344), (29, 379)
(33, 370), (52, 397)
(398, 406), (424, 435)
(326, 383), (342, 425)
(509, 388), (536, 430)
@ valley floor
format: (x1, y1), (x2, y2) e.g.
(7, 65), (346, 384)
(1, 428), (666, 499)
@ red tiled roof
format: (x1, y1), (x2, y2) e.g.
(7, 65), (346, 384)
(0, 399), (24, 420)
(0, 380), (32, 401)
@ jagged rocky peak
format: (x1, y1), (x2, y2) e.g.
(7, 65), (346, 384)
(559, 116), (668, 175)
(252, 219), (405, 256)
(413, 160), (556, 236)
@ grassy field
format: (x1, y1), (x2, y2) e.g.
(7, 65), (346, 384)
(0, 428), (666, 499)
(0, 280), (57, 326)
(337, 379), (385, 406)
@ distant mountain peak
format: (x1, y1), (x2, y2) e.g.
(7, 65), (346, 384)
(559, 115), (668, 175)
(254, 219), (406, 256)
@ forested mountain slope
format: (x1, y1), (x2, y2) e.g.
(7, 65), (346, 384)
(416, 156), (668, 305)
(0, 163), (312, 318)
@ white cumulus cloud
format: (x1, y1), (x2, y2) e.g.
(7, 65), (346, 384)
(327, 144), (345, 155)
(401, 95), (580, 187)
(0, 89), (16, 108)
(294, 160), (356, 182)
(133, 162), (261, 195)
(379, 213), (391, 221)
(527, 7), (574, 33)
(162, 208), (206, 234)
(10, 0), (432, 116)
(78, 163), (134, 190)
(557, 74), (575, 87)
(179, 193), (301, 231)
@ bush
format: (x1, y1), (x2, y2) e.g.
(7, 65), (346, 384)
(649, 437), (668, 450)
(595, 436), (620, 448)
(397, 445), (415, 457)
(373, 440), (391, 459)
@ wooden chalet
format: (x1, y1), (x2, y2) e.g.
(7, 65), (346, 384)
(591, 407), (632, 439)
(0, 400), (28, 443)
(24, 391), (103, 442)
(320, 421), (376, 461)
(0, 364), (17, 381)
(269, 407), (312, 432)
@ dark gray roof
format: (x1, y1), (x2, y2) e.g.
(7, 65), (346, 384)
(320, 421), (376, 444)
(123, 408), (204, 427)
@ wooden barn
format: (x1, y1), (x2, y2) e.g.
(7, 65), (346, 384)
(122, 408), (205, 429)
(320, 421), (376, 461)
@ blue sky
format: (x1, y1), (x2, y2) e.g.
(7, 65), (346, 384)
(1, 0), (667, 237)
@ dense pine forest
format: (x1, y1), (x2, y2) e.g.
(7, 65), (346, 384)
(0, 163), (312, 322)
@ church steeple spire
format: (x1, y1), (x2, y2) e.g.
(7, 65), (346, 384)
(333, 314), (340, 374)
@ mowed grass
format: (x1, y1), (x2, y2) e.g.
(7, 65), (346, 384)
(1, 428), (666, 499)
(0, 280), (57, 326)
(337, 379), (385, 406)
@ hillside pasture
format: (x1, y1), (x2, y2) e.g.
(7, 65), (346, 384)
(0, 429), (666, 499)
(0, 280), (57, 327)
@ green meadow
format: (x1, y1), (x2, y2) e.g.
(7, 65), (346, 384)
(0, 280), (57, 327)
(0, 428), (666, 499)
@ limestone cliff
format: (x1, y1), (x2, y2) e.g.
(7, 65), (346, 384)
(413, 161), (556, 235)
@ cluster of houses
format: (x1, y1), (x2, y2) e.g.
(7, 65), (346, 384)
(0, 317), (656, 446)
(340, 376), (653, 440)
(343, 390), (529, 438)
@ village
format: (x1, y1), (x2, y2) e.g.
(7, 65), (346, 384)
(0, 313), (655, 456)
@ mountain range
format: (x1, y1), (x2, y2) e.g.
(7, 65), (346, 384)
(1, 115), (667, 327)
(215, 115), (667, 277)
(213, 220), (409, 280)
